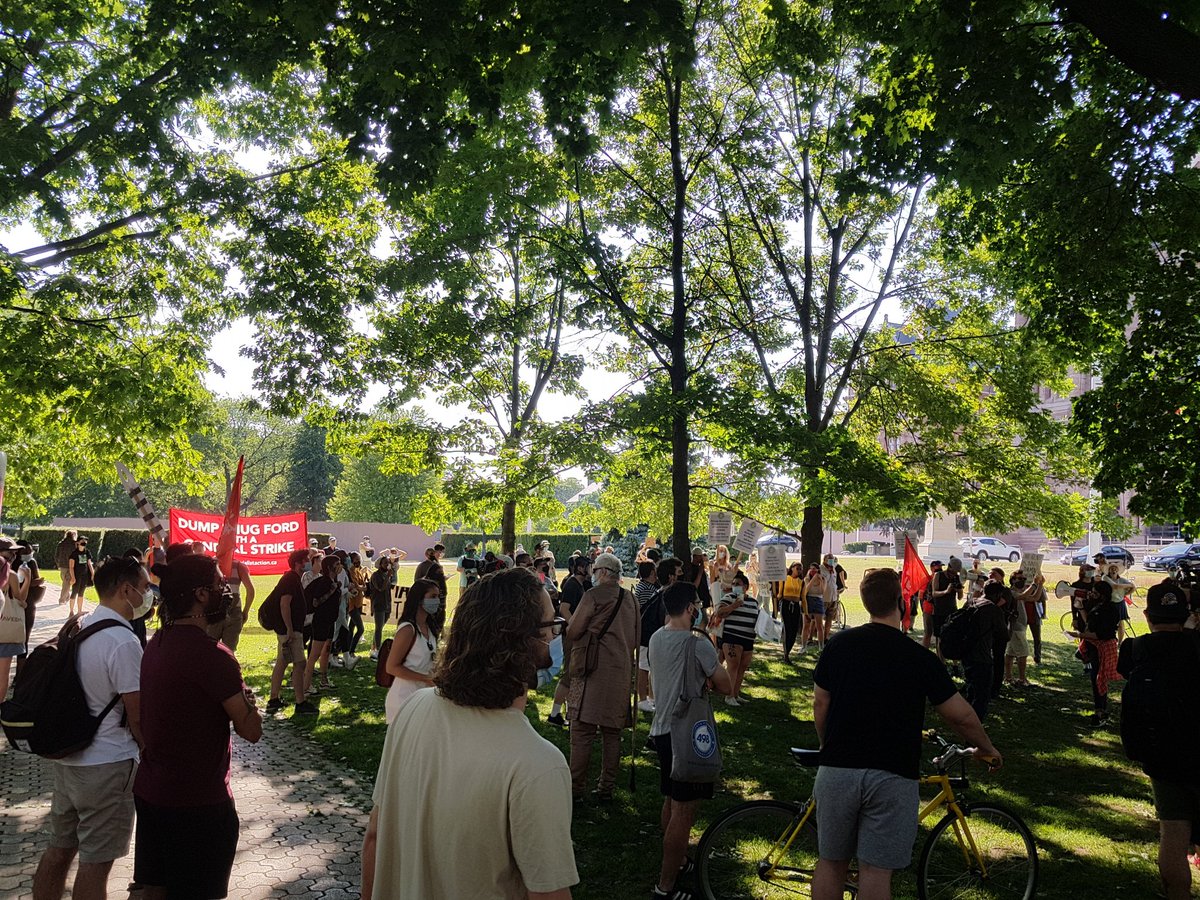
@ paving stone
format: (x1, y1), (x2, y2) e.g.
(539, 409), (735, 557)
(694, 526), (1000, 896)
(0, 600), (370, 898)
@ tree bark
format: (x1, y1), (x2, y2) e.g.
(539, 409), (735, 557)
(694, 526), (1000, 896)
(800, 504), (824, 568)
(667, 62), (691, 560)
(501, 499), (517, 557)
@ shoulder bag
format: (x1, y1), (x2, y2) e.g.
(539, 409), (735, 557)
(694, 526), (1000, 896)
(569, 588), (626, 679)
(670, 632), (723, 783)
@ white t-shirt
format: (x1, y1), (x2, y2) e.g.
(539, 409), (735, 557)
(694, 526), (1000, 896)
(371, 689), (579, 898)
(59, 605), (142, 767)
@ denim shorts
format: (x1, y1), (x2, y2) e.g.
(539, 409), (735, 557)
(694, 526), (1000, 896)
(806, 595), (825, 616)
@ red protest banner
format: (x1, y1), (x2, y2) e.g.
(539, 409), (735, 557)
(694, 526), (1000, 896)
(169, 508), (308, 575)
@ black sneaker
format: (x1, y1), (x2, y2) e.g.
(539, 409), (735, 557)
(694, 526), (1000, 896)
(294, 701), (319, 716)
(265, 698), (284, 713)
(546, 713), (567, 729)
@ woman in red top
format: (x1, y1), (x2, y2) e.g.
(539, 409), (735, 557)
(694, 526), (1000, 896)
(134, 554), (263, 900)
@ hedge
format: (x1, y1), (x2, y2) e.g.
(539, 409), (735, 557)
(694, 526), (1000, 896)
(843, 542), (869, 554)
(22, 526), (330, 568)
(441, 533), (604, 563)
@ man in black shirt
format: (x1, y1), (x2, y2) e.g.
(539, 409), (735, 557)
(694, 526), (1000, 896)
(1068, 564), (1119, 726)
(925, 557), (963, 660)
(962, 583), (1013, 722)
(265, 549), (317, 715)
(547, 555), (592, 728)
(812, 568), (1000, 900)
(1116, 579), (1200, 900)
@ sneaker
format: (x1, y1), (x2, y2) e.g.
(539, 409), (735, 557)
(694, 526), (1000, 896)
(331, 655), (344, 668)
(370, 648), (379, 660)
(724, 696), (741, 707)
(319, 679), (333, 690)
(265, 698), (284, 713)
(305, 685), (318, 696)
(345, 653), (359, 670)
(546, 713), (567, 729)
(735, 694), (750, 703)
(637, 699), (656, 713)
(294, 701), (319, 716)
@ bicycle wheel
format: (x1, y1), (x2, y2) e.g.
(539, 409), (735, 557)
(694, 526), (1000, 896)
(917, 803), (1038, 900)
(697, 800), (847, 899)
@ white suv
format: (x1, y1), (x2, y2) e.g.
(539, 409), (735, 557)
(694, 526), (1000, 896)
(959, 537), (1022, 563)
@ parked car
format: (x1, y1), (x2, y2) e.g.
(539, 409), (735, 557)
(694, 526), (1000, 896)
(756, 533), (800, 552)
(1142, 542), (1200, 572)
(959, 537), (1022, 562)
(1058, 545), (1135, 567)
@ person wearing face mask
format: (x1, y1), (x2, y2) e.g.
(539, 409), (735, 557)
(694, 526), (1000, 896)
(716, 572), (759, 706)
(67, 536), (95, 617)
(801, 562), (828, 653)
(565, 552), (638, 803)
(0, 537), (35, 699)
(414, 543), (448, 600)
(646, 582), (733, 900)
(383, 578), (444, 725)
(362, 567), (576, 900)
(133, 553), (262, 900)
(12, 539), (45, 676)
(821, 555), (844, 644)
(302, 555), (344, 696)
(1067, 563), (1119, 727)
(30, 555), (145, 900)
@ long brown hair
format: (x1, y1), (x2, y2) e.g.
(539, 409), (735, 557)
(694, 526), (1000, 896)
(433, 568), (544, 709)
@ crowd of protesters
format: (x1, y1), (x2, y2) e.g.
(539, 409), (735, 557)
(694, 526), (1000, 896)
(5, 527), (1200, 900)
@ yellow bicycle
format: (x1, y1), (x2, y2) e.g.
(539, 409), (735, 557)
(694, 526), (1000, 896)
(696, 734), (1038, 899)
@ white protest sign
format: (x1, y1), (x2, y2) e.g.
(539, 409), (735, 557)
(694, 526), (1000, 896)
(1020, 552), (1043, 581)
(707, 511), (733, 545)
(759, 543), (788, 581)
(732, 518), (765, 555)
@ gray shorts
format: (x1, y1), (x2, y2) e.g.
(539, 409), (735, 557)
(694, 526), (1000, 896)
(49, 759), (137, 863)
(814, 766), (919, 870)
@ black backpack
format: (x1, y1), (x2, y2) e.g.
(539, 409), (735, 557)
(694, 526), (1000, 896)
(1, 614), (130, 758)
(1119, 636), (1200, 775)
(257, 591), (283, 632)
(937, 604), (979, 661)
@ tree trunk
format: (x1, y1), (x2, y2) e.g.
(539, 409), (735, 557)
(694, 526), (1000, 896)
(800, 504), (824, 567)
(667, 64), (691, 560)
(500, 499), (517, 557)
(670, 390), (690, 559)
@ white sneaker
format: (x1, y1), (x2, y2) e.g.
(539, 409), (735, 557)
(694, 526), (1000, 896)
(724, 696), (741, 707)
(370, 648), (379, 660)
(331, 655), (344, 668)
(344, 653), (358, 669)
(637, 699), (656, 713)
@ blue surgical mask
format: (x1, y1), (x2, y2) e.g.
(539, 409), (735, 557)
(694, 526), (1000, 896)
(303, 562), (313, 574)
(692, 606), (701, 626)
(422, 598), (441, 615)
(732, 586), (744, 598)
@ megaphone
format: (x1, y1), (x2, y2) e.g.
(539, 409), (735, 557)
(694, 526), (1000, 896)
(1054, 580), (1074, 599)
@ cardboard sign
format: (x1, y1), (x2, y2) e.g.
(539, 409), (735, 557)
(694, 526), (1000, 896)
(759, 543), (788, 581)
(1020, 552), (1043, 581)
(707, 511), (733, 545)
(732, 518), (765, 555)
(169, 508), (308, 574)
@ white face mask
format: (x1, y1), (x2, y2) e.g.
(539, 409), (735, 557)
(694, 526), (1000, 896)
(731, 586), (744, 598)
(422, 598), (441, 615)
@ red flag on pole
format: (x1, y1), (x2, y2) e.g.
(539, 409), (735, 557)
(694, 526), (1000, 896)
(900, 534), (930, 631)
(215, 456), (244, 578)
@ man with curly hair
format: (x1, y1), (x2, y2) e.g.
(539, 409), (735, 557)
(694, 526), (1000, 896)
(361, 567), (578, 900)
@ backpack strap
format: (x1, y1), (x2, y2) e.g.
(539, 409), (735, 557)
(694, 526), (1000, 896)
(70, 617), (135, 727)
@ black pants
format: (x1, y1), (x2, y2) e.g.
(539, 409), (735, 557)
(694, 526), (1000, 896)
(964, 661), (993, 722)
(372, 600), (389, 649)
(991, 635), (1009, 696)
(781, 600), (803, 655)
(345, 609), (364, 653)
(1028, 612), (1042, 663)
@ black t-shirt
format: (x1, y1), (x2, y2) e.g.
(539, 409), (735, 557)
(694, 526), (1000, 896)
(307, 575), (341, 635)
(814, 623), (958, 779)
(264, 571), (306, 635)
(931, 570), (960, 618)
(68, 549), (94, 585)
(559, 576), (585, 615)
(964, 601), (1010, 665)
(1074, 579), (1118, 639)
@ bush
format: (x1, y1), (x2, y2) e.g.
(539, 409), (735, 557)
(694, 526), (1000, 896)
(99, 528), (156, 561)
(309, 532), (332, 550)
(441, 533), (602, 563)
(22, 527), (106, 570)
(843, 542), (869, 554)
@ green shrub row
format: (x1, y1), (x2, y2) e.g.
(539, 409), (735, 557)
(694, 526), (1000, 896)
(21, 526), (331, 569)
(440, 532), (603, 561)
(843, 542), (869, 554)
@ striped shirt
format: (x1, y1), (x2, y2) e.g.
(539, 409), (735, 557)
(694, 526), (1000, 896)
(721, 595), (759, 644)
(635, 580), (658, 607)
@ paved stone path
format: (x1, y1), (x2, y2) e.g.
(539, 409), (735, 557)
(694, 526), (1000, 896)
(1, 600), (371, 899)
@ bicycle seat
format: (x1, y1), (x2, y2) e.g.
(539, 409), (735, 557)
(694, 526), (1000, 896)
(790, 748), (821, 767)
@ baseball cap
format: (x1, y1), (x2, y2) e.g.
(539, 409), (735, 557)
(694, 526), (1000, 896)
(0, 536), (18, 551)
(930, 560), (944, 567)
(1146, 581), (1191, 622)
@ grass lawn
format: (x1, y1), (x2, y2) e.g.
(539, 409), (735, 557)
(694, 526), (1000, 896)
(45, 558), (1175, 898)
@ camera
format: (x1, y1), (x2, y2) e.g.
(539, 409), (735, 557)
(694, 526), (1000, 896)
(1169, 558), (1200, 595)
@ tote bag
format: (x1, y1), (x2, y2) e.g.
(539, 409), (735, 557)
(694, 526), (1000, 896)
(0, 591), (26, 645)
(669, 634), (723, 783)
